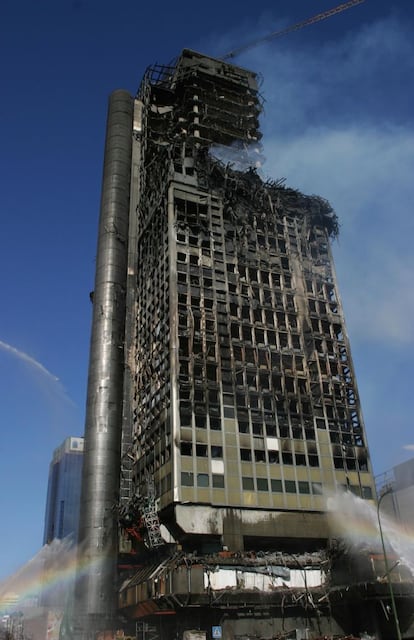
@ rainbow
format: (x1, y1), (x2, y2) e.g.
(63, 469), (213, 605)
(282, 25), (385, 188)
(326, 490), (414, 572)
(0, 539), (108, 616)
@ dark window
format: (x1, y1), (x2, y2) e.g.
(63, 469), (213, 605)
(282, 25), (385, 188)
(181, 472), (193, 486)
(195, 415), (206, 428)
(257, 478), (268, 491)
(268, 450), (279, 463)
(197, 473), (209, 487)
(270, 479), (282, 492)
(210, 417), (221, 430)
(361, 486), (373, 499)
(212, 474), (225, 488)
(242, 326), (252, 342)
(181, 442), (192, 456)
(254, 450), (266, 462)
(238, 421), (249, 434)
(196, 444), (208, 457)
(285, 480), (296, 493)
(252, 422), (263, 435)
(242, 477), (254, 490)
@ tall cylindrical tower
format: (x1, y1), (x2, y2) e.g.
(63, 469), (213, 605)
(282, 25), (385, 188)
(75, 89), (133, 638)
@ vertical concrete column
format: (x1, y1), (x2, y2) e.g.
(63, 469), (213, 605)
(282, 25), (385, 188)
(75, 90), (133, 638)
(222, 510), (244, 551)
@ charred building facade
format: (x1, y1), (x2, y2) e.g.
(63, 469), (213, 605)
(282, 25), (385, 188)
(75, 51), (414, 640)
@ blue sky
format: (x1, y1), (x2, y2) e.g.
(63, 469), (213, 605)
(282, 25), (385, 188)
(1, 0), (413, 581)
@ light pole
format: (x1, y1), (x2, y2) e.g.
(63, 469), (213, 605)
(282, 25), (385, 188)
(377, 487), (402, 640)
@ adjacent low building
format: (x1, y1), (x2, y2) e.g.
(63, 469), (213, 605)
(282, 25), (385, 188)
(377, 457), (414, 528)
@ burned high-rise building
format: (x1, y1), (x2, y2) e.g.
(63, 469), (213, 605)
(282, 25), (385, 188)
(75, 50), (413, 640)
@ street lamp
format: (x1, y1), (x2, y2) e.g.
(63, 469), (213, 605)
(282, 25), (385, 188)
(377, 486), (402, 640)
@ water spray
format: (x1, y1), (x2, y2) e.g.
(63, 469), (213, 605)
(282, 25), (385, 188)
(0, 340), (59, 382)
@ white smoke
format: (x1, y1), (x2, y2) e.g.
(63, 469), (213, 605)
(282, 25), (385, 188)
(209, 142), (264, 172)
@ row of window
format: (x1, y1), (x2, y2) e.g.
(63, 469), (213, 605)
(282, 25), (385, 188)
(180, 443), (223, 457)
(178, 365), (354, 406)
(179, 443), (319, 467)
(180, 472), (373, 499)
(179, 408), (364, 444)
(179, 442), (366, 470)
(175, 198), (320, 251)
(179, 387), (357, 418)
(176, 263), (293, 291)
(179, 408), (362, 439)
(176, 232), (292, 261)
(181, 472), (224, 488)
(177, 220), (330, 265)
(177, 302), (345, 352)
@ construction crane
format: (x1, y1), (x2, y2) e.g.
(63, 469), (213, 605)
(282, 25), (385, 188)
(222, 0), (366, 60)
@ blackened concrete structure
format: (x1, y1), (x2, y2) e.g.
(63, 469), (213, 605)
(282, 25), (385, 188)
(75, 50), (414, 640)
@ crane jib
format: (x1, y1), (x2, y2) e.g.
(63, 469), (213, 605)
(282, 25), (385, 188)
(222, 0), (366, 60)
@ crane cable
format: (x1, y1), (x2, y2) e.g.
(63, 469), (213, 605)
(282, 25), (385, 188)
(222, 0), (366, 60)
